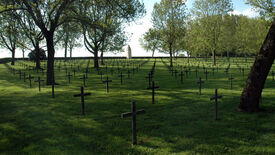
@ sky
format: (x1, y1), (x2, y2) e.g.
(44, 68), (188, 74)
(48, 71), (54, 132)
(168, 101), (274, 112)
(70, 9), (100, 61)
(0, 0), (258, 58)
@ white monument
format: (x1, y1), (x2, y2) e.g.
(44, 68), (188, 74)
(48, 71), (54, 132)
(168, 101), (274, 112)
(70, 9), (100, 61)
(126, 45), (132, 59)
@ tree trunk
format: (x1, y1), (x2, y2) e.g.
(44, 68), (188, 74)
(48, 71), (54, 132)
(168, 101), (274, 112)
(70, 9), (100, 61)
(11, 49), (15, 65)
(100, 51), (104, 65)
(94, 51), (99, 68)
(69, 47), (73, 60)
(239, 20), (275, 112)
(46, 34), (55, 85)
(169, 44), (173, 67)
(35, 44), (41, 69)
(152, 50), (155, 58)
(64, 42), (68, 62)
(22, 49), (25, 60)
(212, 49), (216, 66)
(227, 51), (230, 61)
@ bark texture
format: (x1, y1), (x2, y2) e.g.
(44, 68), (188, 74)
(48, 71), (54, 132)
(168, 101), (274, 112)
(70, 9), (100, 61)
(46, 34), (55, 85)
(239, 20), (275, 112)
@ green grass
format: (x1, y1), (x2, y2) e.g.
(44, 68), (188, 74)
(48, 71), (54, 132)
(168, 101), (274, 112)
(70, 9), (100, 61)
(1, 57), (275, 154)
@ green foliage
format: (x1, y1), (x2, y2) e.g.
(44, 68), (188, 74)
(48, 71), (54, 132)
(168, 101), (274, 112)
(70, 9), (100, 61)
(191, 0), (233, 64)
(28, 48), (46, 61)
(139, 28), (161, 57)
(246, 0), (275, 21)
(151, 0), (187, 66)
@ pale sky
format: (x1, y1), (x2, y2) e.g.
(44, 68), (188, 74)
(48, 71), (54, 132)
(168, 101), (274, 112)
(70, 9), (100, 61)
(0, 0), (258, 58)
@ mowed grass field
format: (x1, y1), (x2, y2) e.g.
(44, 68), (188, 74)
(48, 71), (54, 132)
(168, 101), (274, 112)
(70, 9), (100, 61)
(0, 57), (275, 154)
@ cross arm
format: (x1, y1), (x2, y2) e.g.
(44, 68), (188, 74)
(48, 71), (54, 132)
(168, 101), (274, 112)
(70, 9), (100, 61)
(210, 95), (223, 101)
(121, 109), (145, 118)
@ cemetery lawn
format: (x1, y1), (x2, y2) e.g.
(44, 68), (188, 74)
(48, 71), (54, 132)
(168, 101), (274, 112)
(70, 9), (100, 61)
(0, 58), (275, 154)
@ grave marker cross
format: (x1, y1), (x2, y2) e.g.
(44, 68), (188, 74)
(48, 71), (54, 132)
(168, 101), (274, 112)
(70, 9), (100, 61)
(210, 89), (222, 120)
(67, 72), (73, 84)
(147, 81), (159, 104)
(229, 74), (234, 90)
(119, 72), (124, 85)
(121, 101), (145, 145)
(102, 76), (112, 93)
(27, 74), (34, 88)
(74, 86), (91, 115)
(145, 73), (152, 88)
(197, 77), (204, 95)
(35, 77), (44, 92)
(80, 74), (87, 87)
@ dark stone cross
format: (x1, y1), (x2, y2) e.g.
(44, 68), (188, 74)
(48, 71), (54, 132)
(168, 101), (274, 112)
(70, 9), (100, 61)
(27, 74), (34, 88)
(147, 81), (159, 104)
(35, 77), (44, 92)
(210, 89), (222, 120)
(229, 74), (234, 90)
(102, 76), (112, 93)
(197, 77), (204, 95)
(121, 101), (145, 145)
(272, 71), (274, 81)
(145, 73), (152, 88)
(80, 74), (87, 87)
(119, 72), (124, 85)
(179, 71), (184, 84)
(67, 72), (73, 84)
(74, 86), (91, 115)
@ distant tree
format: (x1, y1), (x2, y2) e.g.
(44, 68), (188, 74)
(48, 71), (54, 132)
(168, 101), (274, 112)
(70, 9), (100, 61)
(219, 14), (238, 59)
(192, 0), (233, 65)
(81, 0), (144, 68)
(151, 0), (187, 67)
(58, 22), (81, 61)
(28, 48), (46, 61)
(17, 11), (45, 69)
(0, 11), (20, 65)
(185, 18), (209, 58)
(139, 28), (161, 57)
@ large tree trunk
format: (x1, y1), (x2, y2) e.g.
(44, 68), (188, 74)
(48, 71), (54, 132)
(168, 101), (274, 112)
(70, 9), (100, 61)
(35, 44), (41, 69)
(239, 20), (275, 112)
(11, 49), (15, 65)
(212, 49), (216, 66)
(46, 34), (55, 85)
(100, 51), (104, 65)
(94, 51), (99, 68)
(152, 50), (155, 58)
